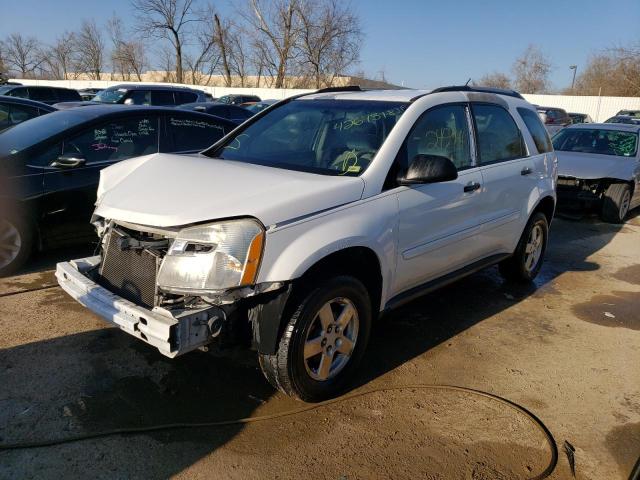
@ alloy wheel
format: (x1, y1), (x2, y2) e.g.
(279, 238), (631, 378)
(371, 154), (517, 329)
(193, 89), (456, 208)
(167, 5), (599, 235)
(524, 224), (544, 273)
(303, 297), (359, 381)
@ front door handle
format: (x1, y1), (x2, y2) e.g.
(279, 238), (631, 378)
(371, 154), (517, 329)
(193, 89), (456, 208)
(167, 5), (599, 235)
(463, 181), (481, 193)
(521, 167), (533, 176)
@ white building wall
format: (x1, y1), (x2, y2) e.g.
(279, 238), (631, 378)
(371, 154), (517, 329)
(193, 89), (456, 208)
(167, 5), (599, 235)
(10, 78), (640, 122)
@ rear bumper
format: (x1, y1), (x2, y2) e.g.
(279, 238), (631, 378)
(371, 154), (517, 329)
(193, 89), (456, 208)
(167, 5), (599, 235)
(56, 257), (219, 357)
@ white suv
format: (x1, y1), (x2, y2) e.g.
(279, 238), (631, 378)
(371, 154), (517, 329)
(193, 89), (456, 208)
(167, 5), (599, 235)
(57, 86), (557, 401)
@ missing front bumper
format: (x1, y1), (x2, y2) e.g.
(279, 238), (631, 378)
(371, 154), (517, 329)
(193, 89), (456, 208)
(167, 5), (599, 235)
(56, 256), (224, 357)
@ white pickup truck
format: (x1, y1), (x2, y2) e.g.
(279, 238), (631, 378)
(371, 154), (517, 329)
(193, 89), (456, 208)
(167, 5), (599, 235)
(57, 86), (557, 401)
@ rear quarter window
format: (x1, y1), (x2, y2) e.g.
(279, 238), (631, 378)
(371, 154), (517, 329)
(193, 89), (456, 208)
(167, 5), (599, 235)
(518, 107), (553, 153)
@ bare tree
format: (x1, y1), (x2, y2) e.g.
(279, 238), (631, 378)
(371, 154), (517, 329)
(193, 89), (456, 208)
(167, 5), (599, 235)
(474, 72), (512, 89)
(242, 0), (300, 88)
(213, 13), (235, 86)
(74, 20), (104, 79)
(2, 33), (44, 78)
(512, 45), (552, 94)
(571, 46), (640, 97)
(297, 0), (361, 88)
(185, 6), (221, 86)
(131, 0), (199, 83)
(107, 15), (147, 81)
(43, 32), (77, 79)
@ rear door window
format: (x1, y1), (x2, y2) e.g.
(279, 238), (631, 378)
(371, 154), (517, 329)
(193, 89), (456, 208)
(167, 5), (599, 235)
(64, 115), (159, 164)
(517, 107), (553, 153)
(28, 88), (54, 103)
(151, 90), (176, 106)
(166, 114), (229, 152)
(472, 104), (526, 164)
(175, 91), (198, 104)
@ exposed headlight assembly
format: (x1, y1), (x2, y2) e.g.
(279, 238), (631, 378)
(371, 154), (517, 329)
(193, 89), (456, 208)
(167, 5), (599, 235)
(157, 219), (265, 294)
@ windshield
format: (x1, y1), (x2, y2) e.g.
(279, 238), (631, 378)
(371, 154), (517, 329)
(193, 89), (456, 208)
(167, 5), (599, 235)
(0, 86), (14, 95)
(552, 128), (638, 157)
(93, 88), (127, 104)
(0, 111), (88, 157)
(207, 99), (408, 176)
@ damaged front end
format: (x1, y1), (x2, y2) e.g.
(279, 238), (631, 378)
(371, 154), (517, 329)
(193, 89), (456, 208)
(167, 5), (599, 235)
(556, 176), (607, 211)
(56, 218), (287, 358)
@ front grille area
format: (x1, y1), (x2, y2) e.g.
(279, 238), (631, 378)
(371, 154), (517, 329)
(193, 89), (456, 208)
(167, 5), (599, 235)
(96, 228), (162, 308)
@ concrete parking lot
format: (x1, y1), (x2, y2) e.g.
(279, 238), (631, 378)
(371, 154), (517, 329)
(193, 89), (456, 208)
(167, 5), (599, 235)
(0, 214), (639, 479)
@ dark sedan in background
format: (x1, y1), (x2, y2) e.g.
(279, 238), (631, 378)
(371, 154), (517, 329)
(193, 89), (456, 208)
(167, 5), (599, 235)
(178, 102), (253, 123)
(0, 105), (236, 275)
(0, 96), (56, 132)
(0, 85), (81, 105)
(54, 84), (208, 109)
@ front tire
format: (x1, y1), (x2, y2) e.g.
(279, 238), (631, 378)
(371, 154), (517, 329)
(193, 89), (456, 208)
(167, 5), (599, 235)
(499, 212), (548, 283)
(258, 276), (372, 402)
(601, 183), (631, 224)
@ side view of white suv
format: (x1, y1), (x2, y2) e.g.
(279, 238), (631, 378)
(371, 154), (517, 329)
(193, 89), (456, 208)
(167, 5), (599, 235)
(57, 85), (557, 401)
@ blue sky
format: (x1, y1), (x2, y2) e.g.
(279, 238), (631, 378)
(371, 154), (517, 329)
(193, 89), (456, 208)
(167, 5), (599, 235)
(2, 0), (639, 90)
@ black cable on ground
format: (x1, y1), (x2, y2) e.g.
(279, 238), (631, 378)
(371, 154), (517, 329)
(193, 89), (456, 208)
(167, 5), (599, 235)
(0, 384), (558, 480)
(0, 284), (59, 298)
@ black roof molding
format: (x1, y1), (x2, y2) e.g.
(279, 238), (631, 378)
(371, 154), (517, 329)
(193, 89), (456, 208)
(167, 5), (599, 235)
(411, 85), (525, 102)
(314, 85), (364, 94)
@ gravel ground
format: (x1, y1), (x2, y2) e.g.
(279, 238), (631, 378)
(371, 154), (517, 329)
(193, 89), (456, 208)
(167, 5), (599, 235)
(0, 214), (639, 480)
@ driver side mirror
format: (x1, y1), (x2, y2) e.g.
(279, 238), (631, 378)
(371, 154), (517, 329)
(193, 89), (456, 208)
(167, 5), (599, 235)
(398, 154), (458, 185)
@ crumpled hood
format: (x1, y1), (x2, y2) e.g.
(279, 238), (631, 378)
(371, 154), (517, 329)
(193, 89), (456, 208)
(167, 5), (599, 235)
(95, 153), (365, 228)
(556, 151), (635, 180)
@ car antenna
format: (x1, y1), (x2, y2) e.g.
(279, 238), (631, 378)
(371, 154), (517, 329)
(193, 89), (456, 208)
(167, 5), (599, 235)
(465, 78), (472, 86)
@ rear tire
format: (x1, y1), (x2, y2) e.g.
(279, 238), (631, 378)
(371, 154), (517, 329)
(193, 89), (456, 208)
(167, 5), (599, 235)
(258, 275), (371, 402)
(0, 214), (33, 277)
(601, 183), (631, 224)
(499, 212), (548, 283)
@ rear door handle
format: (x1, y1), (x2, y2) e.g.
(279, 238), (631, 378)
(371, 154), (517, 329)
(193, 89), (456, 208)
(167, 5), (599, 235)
(463, 181), (481, 193)
(521, 167), (533, 176)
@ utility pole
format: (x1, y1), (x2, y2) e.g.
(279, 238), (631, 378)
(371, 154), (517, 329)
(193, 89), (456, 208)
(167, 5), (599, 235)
(569, 65), (578, 93)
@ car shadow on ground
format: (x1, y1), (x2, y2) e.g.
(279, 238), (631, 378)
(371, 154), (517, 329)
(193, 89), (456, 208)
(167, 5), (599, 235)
(0, 215), (632, 478)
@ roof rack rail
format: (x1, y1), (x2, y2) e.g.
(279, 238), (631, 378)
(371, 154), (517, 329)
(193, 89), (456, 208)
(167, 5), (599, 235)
(314, 85), (363, 94)
(429, 85), (524, 99)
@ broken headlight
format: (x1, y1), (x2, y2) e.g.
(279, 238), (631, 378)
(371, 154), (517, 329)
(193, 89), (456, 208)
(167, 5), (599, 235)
(157, 219), (264, 295)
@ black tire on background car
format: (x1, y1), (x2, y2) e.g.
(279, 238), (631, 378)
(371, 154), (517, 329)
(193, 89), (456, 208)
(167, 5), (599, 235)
(0, 214), (33, 277)
(499, 212), (548, 283)
(258, 275), (372, 402)
(601, 183), (632, 224)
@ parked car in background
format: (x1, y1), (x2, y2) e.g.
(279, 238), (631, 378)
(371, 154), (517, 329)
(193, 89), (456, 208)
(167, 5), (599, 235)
(617, 110), (640, 118)
(245, 99), (278, 114)
(54, 84), (208, 109)
(0, 105), (236, 275)
(217, 94), (261, 105)
(604, 115), (640, 125)
(78, 88), (103, 101)
(178, 102), (253, 123)
(554, 123), (640, 223)
(0, 85), (81, 105)
(568, 112), (592, 124)
(536, 106), (572, 135)
(0, 96), (56, 132)
(56, 85), (557, 401)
